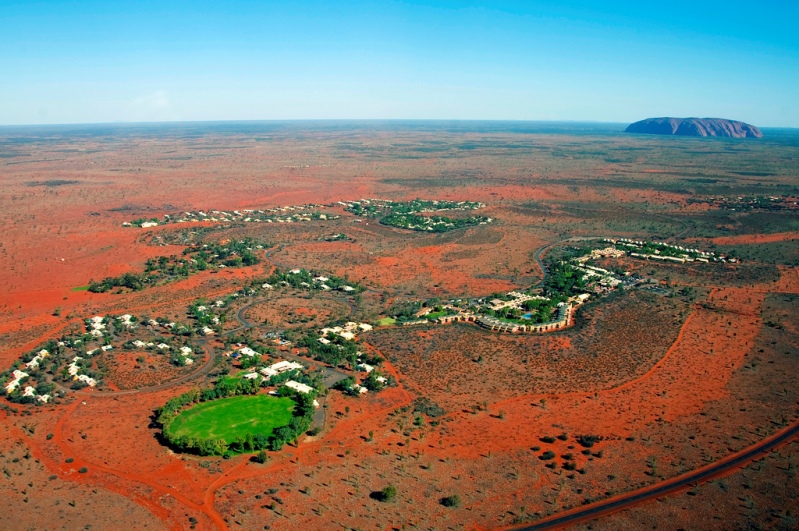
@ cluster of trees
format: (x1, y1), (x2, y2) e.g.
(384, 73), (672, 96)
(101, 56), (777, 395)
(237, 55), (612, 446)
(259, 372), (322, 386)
(88, 238), (264, 293)
(157, 377), (317, 456)
(346, 199), (482, 218)
(386, 300), (423, 323)
(184, 238), (261, 268)
(188, 299), (226, 328)
(1, 337), (110, 404)
(687, 194), (791, 212)
(265, 389), (316, 451)
(300, 332), (359, 366)
(346, 199), (488, 233)
(390, 199), (482, 214)
(205, 375), (262, 399)
(479, 296), (559, 324)
(332, 371), (390, 396)
(576, 434), (604, 448)
(380, 213), (488, 233)
(262, 268), (363, 292)
(362, 372), (387, 391)
(543, 261), (587, 300)
(262, 368), (323, 392)
(89, 272), (148, 293)
(9, 381), (56, 403)
(344, 202), (383, 217)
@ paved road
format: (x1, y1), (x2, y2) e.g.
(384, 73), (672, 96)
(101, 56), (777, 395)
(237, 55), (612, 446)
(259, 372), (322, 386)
(511, 418), (799, 530)
(232, 295), (350, 386)
(230, 284), (350, 429)
(65, 231), (799, 530)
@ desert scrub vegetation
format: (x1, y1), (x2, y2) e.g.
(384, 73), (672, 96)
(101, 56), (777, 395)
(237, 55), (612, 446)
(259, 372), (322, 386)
(89, 238), (266, 293)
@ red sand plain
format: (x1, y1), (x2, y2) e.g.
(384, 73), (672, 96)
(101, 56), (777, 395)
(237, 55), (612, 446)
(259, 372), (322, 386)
(1, 129), (798, 530)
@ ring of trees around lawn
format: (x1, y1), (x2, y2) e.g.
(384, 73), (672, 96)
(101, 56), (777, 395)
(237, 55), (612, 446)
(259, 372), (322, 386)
(156, 376), (317, 456)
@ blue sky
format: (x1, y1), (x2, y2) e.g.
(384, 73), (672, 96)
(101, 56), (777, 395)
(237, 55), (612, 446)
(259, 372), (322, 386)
(1, 1), (797, 126)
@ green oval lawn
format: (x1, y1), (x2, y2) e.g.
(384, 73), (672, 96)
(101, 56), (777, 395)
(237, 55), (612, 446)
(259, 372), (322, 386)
(167, 395), (295, 442)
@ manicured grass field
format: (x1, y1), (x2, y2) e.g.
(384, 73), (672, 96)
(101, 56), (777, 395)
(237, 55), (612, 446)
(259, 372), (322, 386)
(377, 317), (396, 326)
(167, 395), (295, 442)
(71, 285), (90, 291)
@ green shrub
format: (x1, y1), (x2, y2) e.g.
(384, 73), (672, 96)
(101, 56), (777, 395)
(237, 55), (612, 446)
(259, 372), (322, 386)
(440, 494), (461, 507)
(376, 485), (397, 502)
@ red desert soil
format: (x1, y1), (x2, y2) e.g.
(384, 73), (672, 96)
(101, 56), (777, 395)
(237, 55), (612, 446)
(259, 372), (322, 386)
(709, 231), (799, 245)
(1, 129), (797, 530)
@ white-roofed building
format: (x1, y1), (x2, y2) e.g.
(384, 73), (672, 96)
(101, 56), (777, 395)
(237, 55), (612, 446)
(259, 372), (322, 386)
(238, 347), (257, 357)
(270, 360), (303, 373)
(284, 380), (313, 394)
(357, 363), (375, 373)
(78, 374), (97, 387)
(5, 370), (29, 394)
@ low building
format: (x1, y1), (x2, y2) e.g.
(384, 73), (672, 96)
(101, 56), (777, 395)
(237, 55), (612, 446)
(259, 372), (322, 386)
(270, 360), (303, 373)
(78, 374), (97, 387)
(284, 380), (313, 394)
(4, 370), (29, 394)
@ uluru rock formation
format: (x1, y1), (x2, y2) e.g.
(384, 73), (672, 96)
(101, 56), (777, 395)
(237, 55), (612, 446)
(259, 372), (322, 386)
(625, 117), (763, 138)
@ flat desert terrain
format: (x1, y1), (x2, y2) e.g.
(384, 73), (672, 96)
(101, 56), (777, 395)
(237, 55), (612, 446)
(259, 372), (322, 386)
(0, 121), (797, 530)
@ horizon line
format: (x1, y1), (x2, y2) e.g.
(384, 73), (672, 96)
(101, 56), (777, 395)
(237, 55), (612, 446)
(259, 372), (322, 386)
(0, 118), (795, 130)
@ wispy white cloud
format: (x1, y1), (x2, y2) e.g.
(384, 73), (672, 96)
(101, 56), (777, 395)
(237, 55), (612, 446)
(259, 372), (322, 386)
(132, 90), (170, 109)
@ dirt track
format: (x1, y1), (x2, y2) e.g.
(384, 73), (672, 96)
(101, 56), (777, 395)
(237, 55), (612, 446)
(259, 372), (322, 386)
(508, 418), (799, 530)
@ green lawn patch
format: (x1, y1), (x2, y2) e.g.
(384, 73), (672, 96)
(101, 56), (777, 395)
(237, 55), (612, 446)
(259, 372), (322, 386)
(167, 395), (294, 442)
(377, 317), (396, 326)
(71, 285), (90, 291)
(425, 311), (455, 320)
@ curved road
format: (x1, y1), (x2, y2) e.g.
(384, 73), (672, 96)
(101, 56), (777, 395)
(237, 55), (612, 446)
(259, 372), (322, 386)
(511, 418), (799, 530)
(62, 235), (798, 529)
(74, 339), (219, 397)
(232, 296), (350, 390)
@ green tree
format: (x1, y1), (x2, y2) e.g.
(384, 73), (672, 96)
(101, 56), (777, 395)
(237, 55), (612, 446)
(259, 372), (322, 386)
(379, 485), (397, 502)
